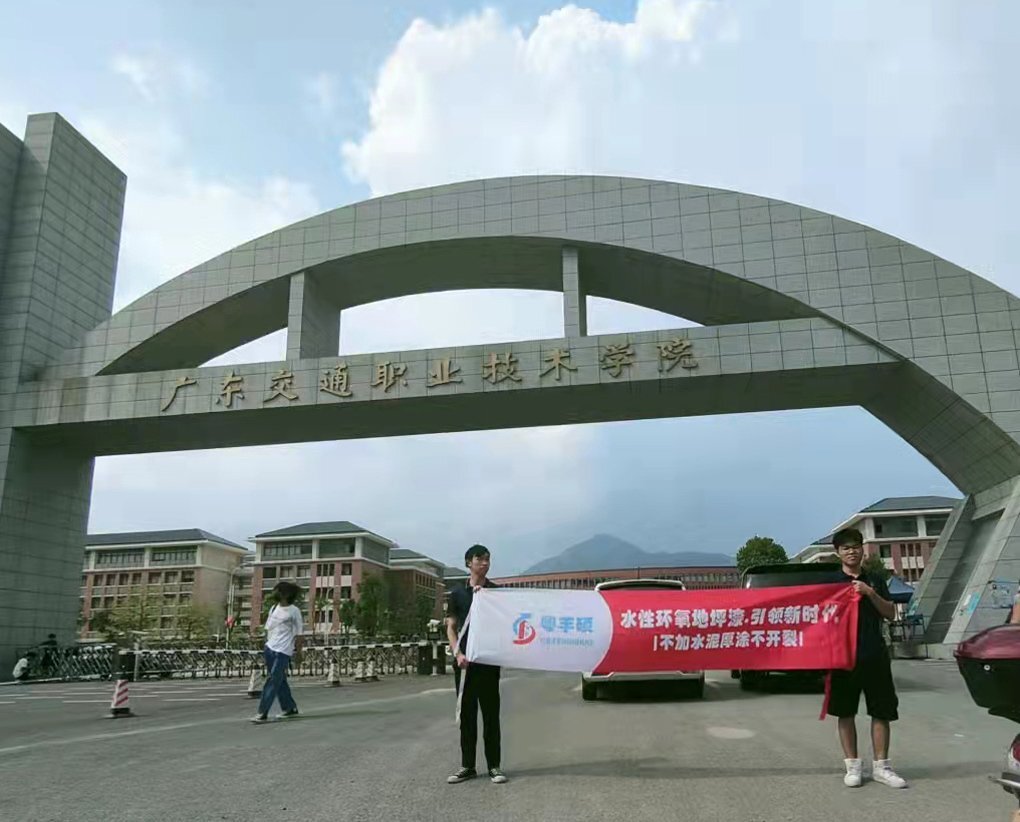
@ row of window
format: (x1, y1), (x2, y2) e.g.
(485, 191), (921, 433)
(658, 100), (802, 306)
(873, 515), (948, 539)
(262, 562), (353, 580)
(91, 548), (198, 567)
(876, 542), (934, 559)
(84, 570), (195, 587)
(262, 542), (313, 560)
(86, 592), (192, 610)
(299, 586), (353, 601)
(901, 567), (925, 583)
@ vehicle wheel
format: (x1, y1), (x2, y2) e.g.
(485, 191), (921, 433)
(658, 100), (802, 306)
(739, 671), (757, 691)
(691, 678), (705, 699)
(581, 679), (598, 701)
(730, 669), (740, 679)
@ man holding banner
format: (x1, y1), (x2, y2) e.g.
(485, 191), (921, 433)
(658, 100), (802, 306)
(825, 528), (907, 790)
(445, 544), (508, 786)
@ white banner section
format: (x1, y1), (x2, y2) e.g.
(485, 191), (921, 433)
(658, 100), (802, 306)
(465, 589), (613, 673)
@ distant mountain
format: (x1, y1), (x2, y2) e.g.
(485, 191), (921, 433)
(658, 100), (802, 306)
(520, 533), (735, 575)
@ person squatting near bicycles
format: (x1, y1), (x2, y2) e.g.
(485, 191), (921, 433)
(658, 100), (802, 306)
(251, 580), (303, 724)
(825, 527), (907, 789)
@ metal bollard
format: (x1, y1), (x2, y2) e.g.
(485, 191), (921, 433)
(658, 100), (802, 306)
(418, 642), (434, 676)
(246, 668), (262, 698)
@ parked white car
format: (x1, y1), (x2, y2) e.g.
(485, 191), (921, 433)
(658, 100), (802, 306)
(581, 578), (705, 701)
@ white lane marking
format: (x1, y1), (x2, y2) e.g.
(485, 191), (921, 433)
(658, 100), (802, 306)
(62, 700), (111, 704)
(0, 686), (454, 756)
(0, 701), (15, 705)
(164, 698), (220, 702)
(705, 726), (756, 740)
(12, 696), (68, 700)
(571, 685), (582, 693)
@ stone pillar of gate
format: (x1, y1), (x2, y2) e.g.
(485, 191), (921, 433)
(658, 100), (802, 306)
(911, 478), (1020, 656)
(287, 270), (340, 360)
(0, 114), (125, 673)
(562, 246), (587, 338)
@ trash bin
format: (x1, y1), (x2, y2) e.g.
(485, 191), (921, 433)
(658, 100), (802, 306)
(955, 624), (1020, 721)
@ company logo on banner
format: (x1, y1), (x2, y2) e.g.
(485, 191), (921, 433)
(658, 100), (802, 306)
(466, 590), (614, 672)
(511, 613), (537, 645)
(465, 584), (858, 674)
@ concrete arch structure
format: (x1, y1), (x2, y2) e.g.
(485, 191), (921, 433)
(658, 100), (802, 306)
(1, 112), (1018, 669)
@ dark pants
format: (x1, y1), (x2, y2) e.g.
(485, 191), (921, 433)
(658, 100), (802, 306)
(458, 663), (501, 770)
(827, 651), (899, 721)
(257, 647), (297, 716)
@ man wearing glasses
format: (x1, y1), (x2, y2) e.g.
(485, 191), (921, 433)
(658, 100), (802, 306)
(826, 527), (907, 789)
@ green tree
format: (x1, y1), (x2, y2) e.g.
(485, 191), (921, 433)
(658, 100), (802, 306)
(861, 553), (891, 582)
(736, 535), (788, 574)
(338, 599), (357, 636)
(175, 604), (216, 640)
(355, 575), (387, 636)
(105, 591), (158, 642)
(88, 609), (112, 637)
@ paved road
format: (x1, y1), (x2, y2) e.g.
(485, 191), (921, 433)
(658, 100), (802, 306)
(0, 661), (1012, 822)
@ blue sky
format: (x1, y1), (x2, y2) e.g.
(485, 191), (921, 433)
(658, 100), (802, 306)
(3, 0), (1017, 572)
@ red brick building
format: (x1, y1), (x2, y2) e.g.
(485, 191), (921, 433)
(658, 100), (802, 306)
(492, 565), (740, 590)
(247, 521), (445, 635)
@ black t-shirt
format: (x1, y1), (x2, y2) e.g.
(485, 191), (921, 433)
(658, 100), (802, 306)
(840, 570), (892, 661)
(448, 579), (498, 654)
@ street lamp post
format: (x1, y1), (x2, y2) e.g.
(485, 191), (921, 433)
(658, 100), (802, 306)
(226, 564), (244, 648)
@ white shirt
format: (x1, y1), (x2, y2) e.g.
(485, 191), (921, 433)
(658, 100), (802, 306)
(264, 604), (303, 657)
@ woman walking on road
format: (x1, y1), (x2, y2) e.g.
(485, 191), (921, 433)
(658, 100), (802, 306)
(251, 581), (303, 724)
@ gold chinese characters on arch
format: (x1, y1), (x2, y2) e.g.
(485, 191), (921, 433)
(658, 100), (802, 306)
(157, 338), (701, 412)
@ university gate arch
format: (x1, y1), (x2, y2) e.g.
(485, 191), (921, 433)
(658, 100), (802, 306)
(1, 112), (1018, 670)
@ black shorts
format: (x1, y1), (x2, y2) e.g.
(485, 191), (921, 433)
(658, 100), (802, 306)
(827, 652), (899, 721)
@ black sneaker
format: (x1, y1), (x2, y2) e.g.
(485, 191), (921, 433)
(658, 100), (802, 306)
(447, 767), (477, 784)
(488, 767), (508, 784)
(280, 709), (299, 719)
(250, 714), (269, 724)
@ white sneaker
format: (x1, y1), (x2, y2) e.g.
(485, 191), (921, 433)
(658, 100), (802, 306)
(843, 758), (863, 787)
(872, 759), (907, 788)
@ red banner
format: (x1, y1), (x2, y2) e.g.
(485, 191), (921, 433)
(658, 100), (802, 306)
(594, 583), (858, 674)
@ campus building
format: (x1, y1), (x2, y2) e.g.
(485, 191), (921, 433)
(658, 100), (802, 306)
(794, 496), (961, 583)
(80, 530), (248, 637)
(248, 521), (446, 635)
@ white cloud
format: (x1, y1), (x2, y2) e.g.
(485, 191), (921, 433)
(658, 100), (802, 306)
(77, 115), (319, 310)
(111, 51), (209, 102)
(92, 423), (599, 569)
(341, 0), (728, 195)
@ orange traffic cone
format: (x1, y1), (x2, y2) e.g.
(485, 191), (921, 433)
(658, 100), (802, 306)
(109, 678), (133, 718)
